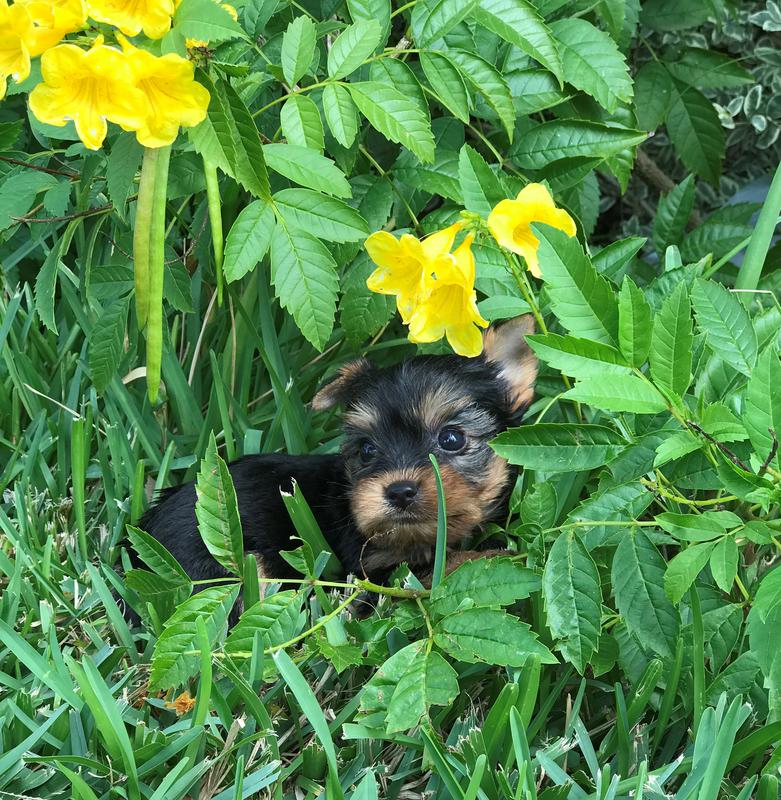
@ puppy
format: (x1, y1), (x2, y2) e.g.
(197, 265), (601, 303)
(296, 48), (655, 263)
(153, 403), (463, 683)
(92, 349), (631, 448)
(134, 315), (538, 596)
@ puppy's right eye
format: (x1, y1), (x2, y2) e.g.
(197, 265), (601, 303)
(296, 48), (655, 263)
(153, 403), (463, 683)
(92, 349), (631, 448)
(359, 441), (377, 463)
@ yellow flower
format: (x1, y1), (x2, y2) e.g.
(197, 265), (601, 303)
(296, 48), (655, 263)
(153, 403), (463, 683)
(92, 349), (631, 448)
(487, 183), (577, 278)
(221, 2), (236, 18)
(185, 37), (208, 48)
(0, 0), (34, 99)
(119, 35), (210, 147)
(87, 0), (174, 39)
(20, 0), (87, 55)
(28, 38), (146, 150)
(365, 222), (463, 323)
(408, 234), (488, 357)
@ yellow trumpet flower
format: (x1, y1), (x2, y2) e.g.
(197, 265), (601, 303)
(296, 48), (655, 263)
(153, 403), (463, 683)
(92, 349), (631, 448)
(28, 38), (146, 150)
(407, 234), (488, 358)
(87, 0), (174, 39)
(487, 183), (576, 278)
(119, 36), (210, 148)
(365, 221), (463, 323)
(0, 0), (34, 99)
(20, 0), (87, 55)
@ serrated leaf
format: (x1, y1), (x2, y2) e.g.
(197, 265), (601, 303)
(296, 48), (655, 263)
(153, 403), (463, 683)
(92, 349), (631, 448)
(649, 281), (692, 398)
(666, 81), (725, 185)
(322, 83), (358, 148)
(491, 423), (627, 472)
(429, 557), (541, 618)
(281, 15), (317, 86)
(458, 144), (505, 216)
(564, 374), (667, 414)
(653, 430), (699, 467)
(710, 536), (738, 594)
(513, 120), (646, 169)
(420, 52), (470, 123)
(0, 120), (23, 151)
(474, 0), (562, 80)
(370, 58), (428, 116)
(520, 482), (558, 528)
(270, 221), (338, 349)
(127, 525), (192, 586)
(225, 591), (304, 655)
(536, 225), (619, 344)
(549, 18), (632, 112)
(150, 585), (239, 690)
(88, 298), (129, 394)
(653, 174), (695, 255)
(195, 434), (245, 575)
(327, 20), (382, 78)
(174, 0), (245, 43)
(43, 181), (70, 216)
(754, 568), (781, 622)
(274, 188), (368, 242)
(223, 199), (275, 282)
(339, 251), (395, 343)
(632, 61), (673, 131)
(543, 531), (601, 673)
(416, 0), (479, 44)
(434, 607), (557, 666)
(612, 530), (679, 658)
(691, 279), (757, 376)
(348, 0), (390, 40)
(640, 0), (710, 31)
(617, 276), (652, 367)
(280, 94), (324, 151)
(667, 48), (753, 89)
(164, 257), (193, 313)
(348, 81), (435, 163)
(744, 347), (781, 472)
(34, 244), (61, 333)
(526, 333), (632, 378)
(263, 143), (350, 197)
(566, 482), (653, 549)
(663, 542), (714, 604)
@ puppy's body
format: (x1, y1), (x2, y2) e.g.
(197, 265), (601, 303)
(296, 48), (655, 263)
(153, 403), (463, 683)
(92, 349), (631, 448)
(134, 317), (538, 593)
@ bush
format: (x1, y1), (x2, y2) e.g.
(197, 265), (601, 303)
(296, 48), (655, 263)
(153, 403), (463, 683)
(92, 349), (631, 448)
(1, 0), (780, 797)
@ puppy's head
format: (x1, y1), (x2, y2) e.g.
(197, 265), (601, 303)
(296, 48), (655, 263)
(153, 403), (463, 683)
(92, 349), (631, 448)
(312, 315), (538, 554)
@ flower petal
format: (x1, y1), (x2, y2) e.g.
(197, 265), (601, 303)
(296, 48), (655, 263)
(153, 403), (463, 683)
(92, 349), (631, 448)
(515, 182), (555, 207)
(420, 220), (463, 261)
(446, 321), (484, 357)
(365, 231), (402, 270)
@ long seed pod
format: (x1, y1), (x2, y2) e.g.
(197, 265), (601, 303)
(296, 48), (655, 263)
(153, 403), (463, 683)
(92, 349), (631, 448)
(133, 147), (160, 329)
(146, 145), (172, 404)
(203, 158), (224, 305)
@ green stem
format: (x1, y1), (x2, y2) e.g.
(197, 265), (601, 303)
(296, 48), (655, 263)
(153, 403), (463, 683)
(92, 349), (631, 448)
(735, 161), (781, 290)
(133, 147), (159, 329)
(203, 159), (224, 306)
(145, 145), (172, 404)
(429, 453), (448, 590)
(690, 584), (705, 735)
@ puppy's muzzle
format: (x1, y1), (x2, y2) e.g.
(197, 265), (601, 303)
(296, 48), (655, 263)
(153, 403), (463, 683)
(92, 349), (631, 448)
(385, 479), (419, 511)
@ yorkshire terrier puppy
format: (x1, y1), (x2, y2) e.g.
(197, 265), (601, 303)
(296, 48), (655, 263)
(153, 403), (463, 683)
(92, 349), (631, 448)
(136, 315), (538, 593)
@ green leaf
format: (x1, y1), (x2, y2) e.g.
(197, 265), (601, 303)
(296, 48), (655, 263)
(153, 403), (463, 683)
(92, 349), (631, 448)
(664, 542), (714, 604)
(653, 174), (695, 255)
(428, 556), (541, 618)
(618, 276), (652, 367)
(649, 281), (692, 398)
(434, 607), (557, 666)
(458, 144), (505, 216)
(506, 67), (572, 115)
(322, 83), (358, 148)
(225, 591), (304, 655)
(348, 0), (390, 40)
(542, 531), (601, 673)
(593, 236), (646, 283)
(0, 119), (23, 151)
(656, 511), (736, 542)
(88, 298), (129, 394)
(564, 374), (667, 414)
(710, 536), (738, 594)
(513, 120), (646, 169)
(173, 0), (245, 43)
(189, 73), (270, 200)
(263, 143), (350, 197)
(34, 243), (62, 334)
(491, 423), (627, 472)
(473, 0), (562, 81)
(536, 225), (619, 345)
(526, 333), (632, 378)
(447, 50), (515, 140)
(348, 81), (435, 163)
(150, 585), (239, 690)
(106, 133), (142, 219)
(164, 258), (193, 313)
(567, 482), (653, 550)
(744, 347), (781, 472)
(631, 61), (673, 131)
(223, 199), (275, 282)
(612, 530), (679, 658)
(520, 482), (558, 528)
(339, 251), (395, 343)
(666, 81), (725, 185)
(420, 52), (470, 123)
(640, 0), (711, 31)
(416, 0), (479, 44)
(270, 221), (339, 350)
(549, 18), (632, 113)
(281, 15), (317, 86)
(195, 432), (244, 575)
(667, 48), (753, 89)
(327, 20), (382, 78)
(127, 525), (192, 586)
(754, 568), (781, 622)
(280, 94), (324, 151)
(369, 58), (428, 116)
(274, 188), (369, 242)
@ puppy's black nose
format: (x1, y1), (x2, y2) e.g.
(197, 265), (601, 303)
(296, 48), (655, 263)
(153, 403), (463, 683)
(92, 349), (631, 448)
(385, 480), (419, 510)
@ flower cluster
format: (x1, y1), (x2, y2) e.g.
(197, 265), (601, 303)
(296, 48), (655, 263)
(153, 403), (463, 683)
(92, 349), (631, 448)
(365, 183), (577, 357)
(0, 0), (212, 149)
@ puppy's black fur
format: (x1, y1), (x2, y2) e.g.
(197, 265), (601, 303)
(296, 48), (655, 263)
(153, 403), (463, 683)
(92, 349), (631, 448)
(133, 316), (538, 595)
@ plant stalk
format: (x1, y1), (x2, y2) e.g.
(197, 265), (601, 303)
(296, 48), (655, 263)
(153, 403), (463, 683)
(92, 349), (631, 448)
(203, 158), (224, 305)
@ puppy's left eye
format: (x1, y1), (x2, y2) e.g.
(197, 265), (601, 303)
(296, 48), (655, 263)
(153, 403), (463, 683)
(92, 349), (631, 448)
(438, 427), (466, 452)
(359, 441), (377, 463)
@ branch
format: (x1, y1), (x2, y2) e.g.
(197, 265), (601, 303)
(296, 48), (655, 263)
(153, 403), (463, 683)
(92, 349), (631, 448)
(685, 420), (750, 472)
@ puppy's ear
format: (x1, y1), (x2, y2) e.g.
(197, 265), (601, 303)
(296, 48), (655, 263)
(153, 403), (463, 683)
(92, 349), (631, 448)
(312, 359), (372, 411)
(482, 314), (538, 412)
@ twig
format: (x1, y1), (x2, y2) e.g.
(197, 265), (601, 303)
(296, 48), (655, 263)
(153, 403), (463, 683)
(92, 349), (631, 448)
(13, 204), (113, 224)
(685, 420), (750, 472)
(0, 155), (79, 179)
(635, 149), (702, 228)
(759, 428), (779, 477)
